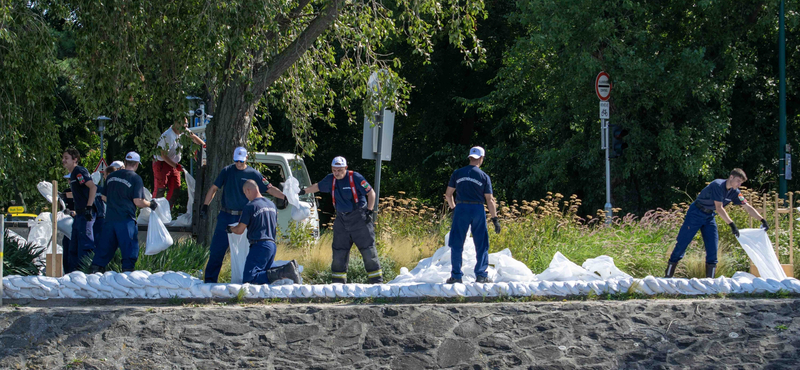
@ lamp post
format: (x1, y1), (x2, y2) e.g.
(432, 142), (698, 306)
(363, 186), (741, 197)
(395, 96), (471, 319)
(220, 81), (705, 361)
(96, 116), (111, 185)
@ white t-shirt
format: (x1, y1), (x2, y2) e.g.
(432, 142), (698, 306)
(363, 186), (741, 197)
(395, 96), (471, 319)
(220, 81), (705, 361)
(154, 128), (182, 163)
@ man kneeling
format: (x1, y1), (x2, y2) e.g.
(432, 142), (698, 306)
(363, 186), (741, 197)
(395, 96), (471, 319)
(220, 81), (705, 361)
(228, 180), (301, 284)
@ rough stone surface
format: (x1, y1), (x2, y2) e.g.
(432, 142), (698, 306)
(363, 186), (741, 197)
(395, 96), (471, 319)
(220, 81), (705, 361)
(0, 299), (798, 369)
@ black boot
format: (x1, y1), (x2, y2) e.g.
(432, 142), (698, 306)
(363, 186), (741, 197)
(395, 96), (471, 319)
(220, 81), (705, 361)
(664, 262), (678, 278)
(368, 276), (384, 284)
(266, 261), (302, 284)
(331, 277), (347, 284)
(706, 263), (717, 279)
(90, 264), (105, 274)
(445, 277), (462, 284)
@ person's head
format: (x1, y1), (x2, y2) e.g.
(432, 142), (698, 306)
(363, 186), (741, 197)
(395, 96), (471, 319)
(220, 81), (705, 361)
(467, 146), (485, 166)
(172, 116), (189, 133)
(62, 148), (80, 170)
(331, 156), (348, 179)
(124, 151), (141, 171)
(728, 168), (747, 189)
(104, 165), (118, 179)
(110, 160), (125, 170)
(233, 146), (248, 170)
(242, 179), (262, 201)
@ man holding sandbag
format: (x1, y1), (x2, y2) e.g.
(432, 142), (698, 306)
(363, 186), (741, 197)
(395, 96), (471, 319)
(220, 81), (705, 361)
(228, 180), (301, 284)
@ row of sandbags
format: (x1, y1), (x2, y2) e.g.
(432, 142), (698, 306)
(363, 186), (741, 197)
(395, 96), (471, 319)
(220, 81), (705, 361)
(4, 270), (800, 300)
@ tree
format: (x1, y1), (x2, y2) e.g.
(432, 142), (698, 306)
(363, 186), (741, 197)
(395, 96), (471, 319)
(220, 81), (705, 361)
(62, 0), (486, 242)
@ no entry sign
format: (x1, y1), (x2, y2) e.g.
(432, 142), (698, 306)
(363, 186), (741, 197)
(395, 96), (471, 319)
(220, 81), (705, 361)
(595, 72), (611, 101)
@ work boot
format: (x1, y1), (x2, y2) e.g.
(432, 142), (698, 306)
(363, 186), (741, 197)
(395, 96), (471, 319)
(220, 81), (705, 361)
(706, 263), (717, 279)
(331, 278), (347, 284)
(368, 276), (384, 284)
(475, 275), (493, 283)
(90, 264), (105, 274)
(122, 268), (135, 273)
(445, 277), (462, 284)
(267, 261), (302, 284)
(664, 262), (678, 278)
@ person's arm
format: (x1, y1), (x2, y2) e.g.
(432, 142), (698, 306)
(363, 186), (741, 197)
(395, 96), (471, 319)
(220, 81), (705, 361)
(160, 149), (179, 168)
(188, 132), (205, 146)
(301, 183), (320, 194)
(204, 184), (219, 205)
(485, 193), (498, 218)
(85, 181), (97, 207)
(230, 222), (247, 235)
(742, 203), (766, 222)
(267, 186), (285, 199)
(445, 187), (456, 209)
(714, 201), (733, 224)
(133, 198), (152, 209)
(366, 189), (375, 209)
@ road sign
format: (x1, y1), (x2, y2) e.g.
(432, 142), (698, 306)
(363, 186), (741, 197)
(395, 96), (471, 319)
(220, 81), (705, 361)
(94, 158), (107, 174)
(595, 72), (612, 101)
(599, 101), (609, 119)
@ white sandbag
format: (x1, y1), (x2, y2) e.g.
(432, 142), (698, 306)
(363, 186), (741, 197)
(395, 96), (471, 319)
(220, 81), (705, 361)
(736, 229), (787, 280)
(537, 252), (603, 282)
(151, 198), (171, 224)
(282, 176), (311, 221)
(57, 212), (73, 239)
(582, 255), (632, 280)
(27, 213), (53, 249)
(37, 181), (65, 210)
(228, 227), (249, 284)
(136, 188), (154, 225)
(145, 208), (173, 255)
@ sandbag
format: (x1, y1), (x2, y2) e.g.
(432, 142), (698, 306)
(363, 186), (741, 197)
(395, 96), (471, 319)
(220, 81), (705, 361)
(152, 198), (171, 224)
(145, 206), (173, 255)
(228, 227), (249, 284)
(56, 212), (73, 239)
(736, 229), (787, 280)
(136, 188), (154, 225)
(283, 176), (311, 221)
(168, 169), (196, 227)
(37, 181), (65, 210)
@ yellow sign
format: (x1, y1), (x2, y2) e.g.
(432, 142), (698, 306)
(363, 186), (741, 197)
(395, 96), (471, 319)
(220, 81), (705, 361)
(8, 206), (24, 213)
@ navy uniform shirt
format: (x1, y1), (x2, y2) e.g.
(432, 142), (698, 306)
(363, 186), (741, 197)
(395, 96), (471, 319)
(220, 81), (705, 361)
(448, 165), (493, 203)
(95, 185), (106, 218)
(238, 197), (278, 243)
(694, 179), (747, 210)
(317, 171), (371, 213)
(69, 166), (93, 212)
(213, 165), (271, 211)
(104, 169), (145, 223)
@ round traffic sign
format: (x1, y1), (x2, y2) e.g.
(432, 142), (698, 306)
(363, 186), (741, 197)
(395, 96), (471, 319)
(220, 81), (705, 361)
(595, 72), (612, 101)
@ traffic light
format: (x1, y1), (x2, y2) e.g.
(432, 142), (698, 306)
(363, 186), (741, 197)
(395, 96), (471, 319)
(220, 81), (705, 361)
(610, 124), (629, 158)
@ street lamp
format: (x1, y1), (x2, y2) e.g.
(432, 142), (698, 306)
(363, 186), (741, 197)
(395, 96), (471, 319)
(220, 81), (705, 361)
(96, 115), (111, 184)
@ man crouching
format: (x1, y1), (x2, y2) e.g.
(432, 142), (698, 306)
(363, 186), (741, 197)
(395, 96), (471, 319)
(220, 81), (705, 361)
(228, 180), (301, 284)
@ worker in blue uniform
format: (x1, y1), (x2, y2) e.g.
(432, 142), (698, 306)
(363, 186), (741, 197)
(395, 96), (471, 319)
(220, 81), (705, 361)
(90, 152), (157, 272)
(299, 156), (383, 284)
(200, 146), (286, 283)
(61, 148), (98, 272)
(444, 146), (501, 284)
(665, 168), (768, 278)
(228, 180), (301, 284)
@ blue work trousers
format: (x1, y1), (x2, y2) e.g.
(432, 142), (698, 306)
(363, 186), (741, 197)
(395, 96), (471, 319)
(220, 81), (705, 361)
(669, 205), (719, 265)
(242, 240), (277, 285)
(68, 213), (95, 272)
(93, 220), (139, 270)
(204, 211), (241, 283)
(449, 203), (490, 279)
(93, 217), (104, 250)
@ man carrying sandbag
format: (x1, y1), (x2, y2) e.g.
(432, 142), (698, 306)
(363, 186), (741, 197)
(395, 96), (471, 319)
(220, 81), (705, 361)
(665, 168), (768, 278)
(200, 147), (287, 283)
(443, 146), (501, 284)
(62, 148), (98, 272)
(228, 180), (301, 284)
(298, 156), (382, 284)
(90, 152), (158, 273)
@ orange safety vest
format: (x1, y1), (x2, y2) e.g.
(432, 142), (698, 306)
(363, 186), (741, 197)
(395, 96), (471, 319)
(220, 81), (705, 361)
(331, 171), (358, 208)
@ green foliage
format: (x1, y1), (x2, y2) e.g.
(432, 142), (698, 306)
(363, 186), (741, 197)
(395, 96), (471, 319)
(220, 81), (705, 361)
(2, 230), (46, 276)
(278, 220), (317, 249)
(80, 237), (209, 275)
(304, 252), (398, 284)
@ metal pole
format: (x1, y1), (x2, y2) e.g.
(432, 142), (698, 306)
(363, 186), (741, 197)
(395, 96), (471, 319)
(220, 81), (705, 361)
(604, 119), (612, 225)
(1, 213), (4, 306)
(373, 109), (383, 220)
(99, 131), (105, 186)
(779, 0), (787, 199)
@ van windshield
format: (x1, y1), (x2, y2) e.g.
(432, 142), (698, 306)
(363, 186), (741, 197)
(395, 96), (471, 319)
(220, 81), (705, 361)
(289, 159), (312, 189)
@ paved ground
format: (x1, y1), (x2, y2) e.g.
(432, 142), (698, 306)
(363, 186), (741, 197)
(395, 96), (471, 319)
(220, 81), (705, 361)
(0, 299), (798, 369)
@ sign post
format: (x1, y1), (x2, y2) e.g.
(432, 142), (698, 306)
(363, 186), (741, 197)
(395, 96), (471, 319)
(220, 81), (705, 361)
(596, 72), (612, 225)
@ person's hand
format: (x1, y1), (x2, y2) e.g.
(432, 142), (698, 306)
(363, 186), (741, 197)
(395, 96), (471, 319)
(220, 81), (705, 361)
(491, 217), (501, 234)
(298, 189), (306, 196)
(149, 201), (158, 210)
(84, 208), (93, 221)
(760, 218), (769, 232)
(200, 204), (209, 220)
(365, 209), (374, 223)
(175, 164), (183, 172)
(225, 225), (233, 234)
(728, 222), (740, 238)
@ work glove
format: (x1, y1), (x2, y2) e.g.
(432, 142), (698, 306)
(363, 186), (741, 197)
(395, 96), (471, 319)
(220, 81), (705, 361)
(728, 222), (740, 238)
(200, 204), (209, 220)
(175, 164), (183, 172)
(365, 209), (374, 223)
(225, 225), (233, 234)
(491, 217), (501, 234)
(83, 208), (93, 221)
(760, 218), (769, 232)
(298, 189), (306, 196)
(149, 201), (158, 211)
